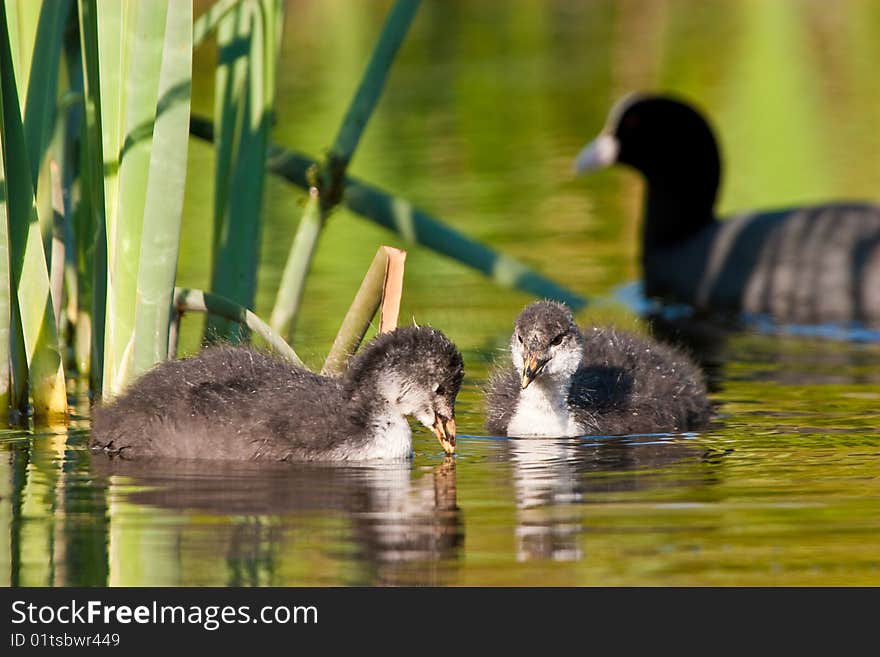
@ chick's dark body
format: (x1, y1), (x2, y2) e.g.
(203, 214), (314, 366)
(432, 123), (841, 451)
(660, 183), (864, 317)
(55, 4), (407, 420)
(91, 346), (368, 461)
(91, 326), (465, 462)
(486, 301), (711, 437)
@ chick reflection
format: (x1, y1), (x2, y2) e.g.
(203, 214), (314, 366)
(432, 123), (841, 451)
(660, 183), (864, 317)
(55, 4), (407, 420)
(90, 456), (463, 586)
(509, 438), (584, 562)
(508, 435), (703, 562)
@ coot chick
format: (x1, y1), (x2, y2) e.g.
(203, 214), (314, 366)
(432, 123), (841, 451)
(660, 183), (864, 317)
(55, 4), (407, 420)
(90, 326), (464, 461)
(575, 93), (880, 326)
(485, 301), (710, 437)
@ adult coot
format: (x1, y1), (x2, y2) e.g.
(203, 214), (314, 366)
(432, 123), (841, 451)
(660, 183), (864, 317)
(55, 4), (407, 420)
(575, 93), (880, 326)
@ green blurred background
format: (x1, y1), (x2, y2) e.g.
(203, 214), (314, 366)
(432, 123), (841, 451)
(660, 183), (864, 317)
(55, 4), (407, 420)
(178, 0), (880, 369)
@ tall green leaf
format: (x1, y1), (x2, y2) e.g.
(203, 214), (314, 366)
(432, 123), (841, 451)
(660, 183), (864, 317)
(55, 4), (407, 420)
(2, 1), (39, 111)
(97, 0), (192, 395)
(0, 1), (67, 422)
(12, 0), (69, 293)
(131, 0), (192, 376)
(0, 134), (16, 423)
(269, 0), (421, 340)
(205, 0), (282, 343)
(22, 0), (71, 190)
(77, 0), (106, 394)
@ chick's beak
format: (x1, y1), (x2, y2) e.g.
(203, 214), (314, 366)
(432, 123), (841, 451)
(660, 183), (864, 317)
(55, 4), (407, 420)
(521, 353), (547, 389)
(432, 413), (456, 455)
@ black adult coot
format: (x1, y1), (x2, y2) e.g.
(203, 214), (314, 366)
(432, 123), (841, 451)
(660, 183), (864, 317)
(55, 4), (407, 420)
(485, 300), (710, 437)
(90, 326), (464, 461)
(574, 93), (880, 326)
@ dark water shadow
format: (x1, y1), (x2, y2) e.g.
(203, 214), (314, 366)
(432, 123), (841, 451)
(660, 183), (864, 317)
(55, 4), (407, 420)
(89, 455), (463, 586)
(648, 309), (880, 388)
(613, 282), (880, 389)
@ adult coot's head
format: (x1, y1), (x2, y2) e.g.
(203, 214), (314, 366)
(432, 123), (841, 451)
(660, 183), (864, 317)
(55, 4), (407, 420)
(344, 325), (465, 454)
(510, 300), (584, 389)
(574, 93), (722, 241)
(574, 93), (720, 177)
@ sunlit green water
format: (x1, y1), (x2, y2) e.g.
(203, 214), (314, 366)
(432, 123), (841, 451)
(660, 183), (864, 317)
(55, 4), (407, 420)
(2, 0), (880, 586)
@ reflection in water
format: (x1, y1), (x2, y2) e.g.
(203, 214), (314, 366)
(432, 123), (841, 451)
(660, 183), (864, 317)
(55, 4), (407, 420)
(89, 455), (463, 586)
(509, 438), (584, 562)
(614, 281), (880, 391)
(508, 435), (704, 562)
(649, 309), (880, 391)
(0, 435), (110, 587)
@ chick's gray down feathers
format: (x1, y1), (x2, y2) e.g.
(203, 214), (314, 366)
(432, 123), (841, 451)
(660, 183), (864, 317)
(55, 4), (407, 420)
(486, 303), (711, 436)
(91, 326), (464, 461)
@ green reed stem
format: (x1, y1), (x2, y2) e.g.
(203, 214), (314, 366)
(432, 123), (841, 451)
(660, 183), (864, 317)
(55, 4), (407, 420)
(131, 0), (192, 377)
(0, 1), (68, 424)
(172, 287), (304, 369)
(190, 116), (588, 311)
(77, 0), (106, 394)
(205, 0), (282, 343)
(269, 0), (422, 342)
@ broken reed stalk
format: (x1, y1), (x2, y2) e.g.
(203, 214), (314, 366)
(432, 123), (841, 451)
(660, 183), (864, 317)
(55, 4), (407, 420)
(322, 246), (406, 376)
(170, 287), (305, 369)
(378, 246), (405, 333)
(267, 143), (588, 310)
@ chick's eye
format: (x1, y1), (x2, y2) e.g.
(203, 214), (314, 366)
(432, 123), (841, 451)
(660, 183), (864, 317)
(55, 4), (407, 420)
(517, 334), (523, 344)
(435, 384), (444, 395)
(550, 333), (565, 347)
